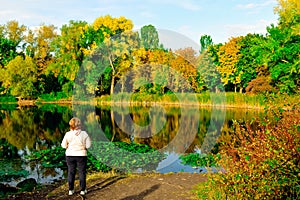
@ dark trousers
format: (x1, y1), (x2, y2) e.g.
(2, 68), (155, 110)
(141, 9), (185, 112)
(66, 156), (87, 191)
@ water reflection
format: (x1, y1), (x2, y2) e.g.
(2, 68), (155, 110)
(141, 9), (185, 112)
(0, 104), (262, 185)
(0, 105), (72, 150)
(0, 104), (72, 186)
(93, 106), (250, 154)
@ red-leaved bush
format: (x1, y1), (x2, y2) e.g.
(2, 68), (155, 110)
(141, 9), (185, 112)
(213, 103), (300, 199)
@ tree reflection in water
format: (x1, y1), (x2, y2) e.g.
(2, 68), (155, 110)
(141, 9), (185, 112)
(0, 104), (261, 184)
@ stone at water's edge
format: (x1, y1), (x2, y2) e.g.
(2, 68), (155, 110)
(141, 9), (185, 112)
(16, 178), (37, 192)
(0, 183), (18, 194)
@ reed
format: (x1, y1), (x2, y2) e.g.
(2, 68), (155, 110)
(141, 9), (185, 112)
(96, 92), (269, 109)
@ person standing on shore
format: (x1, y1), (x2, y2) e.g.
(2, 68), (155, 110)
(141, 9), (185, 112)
(61, 117), (91, 196)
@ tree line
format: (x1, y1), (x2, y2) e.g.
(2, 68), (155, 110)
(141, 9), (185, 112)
(0, 0), (299, 100)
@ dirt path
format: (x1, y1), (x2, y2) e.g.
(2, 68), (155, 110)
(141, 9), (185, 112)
(6, 173), (206, 200)
(86, 173), (206, 200)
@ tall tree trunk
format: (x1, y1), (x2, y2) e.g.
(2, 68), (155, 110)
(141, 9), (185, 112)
(121, 77), (125, 93)
(109, 56), (115, 95)
(239, 87), (243, 93)
(215, 87), (219, 93)
(110, 74), (115, 95)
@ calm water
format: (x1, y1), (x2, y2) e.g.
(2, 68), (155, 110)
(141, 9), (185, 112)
(0, 103), (262, 186)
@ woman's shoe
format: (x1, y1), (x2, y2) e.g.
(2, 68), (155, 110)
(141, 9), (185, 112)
(68, 190), (74, 195)
(80, 189), (87, 195)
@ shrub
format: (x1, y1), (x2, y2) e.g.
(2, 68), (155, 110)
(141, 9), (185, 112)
(193, 176), (227, 200)
(38, 92), (69, 101)
(180, 153), (219, 167)
(210, 103), (300, 199)
(245, 76), (274, 94)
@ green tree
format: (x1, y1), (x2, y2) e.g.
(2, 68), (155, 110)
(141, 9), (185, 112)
(271, 0), (300, 92)
(0, 20), (27, 68)
(237, 34), (265, 91)
(140, 25), (159, 50)
(197, 50), (223, 92)
(266, 25), (300, 93)
(240, 23), (300, 94)
(0, 37), (18, 67)
(200, 34), (213, 53)
(0, 56), (38, 98)
(48, 20), (90, 97)
(207, 43), (222, 67)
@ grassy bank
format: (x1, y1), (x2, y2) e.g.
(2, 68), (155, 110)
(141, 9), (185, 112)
(4, 92), (299, 110)
(96, 92), (266, 109)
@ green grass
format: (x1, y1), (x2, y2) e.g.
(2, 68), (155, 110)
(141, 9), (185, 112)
(96, 92), (269, 108)
(193, 176), (227, 200)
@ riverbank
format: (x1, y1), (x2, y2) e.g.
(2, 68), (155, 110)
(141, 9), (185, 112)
(10, 98), (264, 110)
(0, 92), (270, 110)
(4, 172), (207, 200)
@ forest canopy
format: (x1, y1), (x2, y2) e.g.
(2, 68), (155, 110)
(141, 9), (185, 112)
(0, 0), (299, 100)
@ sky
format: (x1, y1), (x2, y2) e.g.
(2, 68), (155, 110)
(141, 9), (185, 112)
(0, 0), (279, 45)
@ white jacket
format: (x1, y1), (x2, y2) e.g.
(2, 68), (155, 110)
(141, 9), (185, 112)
(61, 129), (91, 156)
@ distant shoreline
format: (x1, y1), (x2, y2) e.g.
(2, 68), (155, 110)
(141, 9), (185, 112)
(0, 99), (264, 110)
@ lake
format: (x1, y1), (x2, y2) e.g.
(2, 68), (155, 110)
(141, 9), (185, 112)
(0, 103), (262, 187)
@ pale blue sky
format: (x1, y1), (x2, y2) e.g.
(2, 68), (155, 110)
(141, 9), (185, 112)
(0, 0), (279, 44)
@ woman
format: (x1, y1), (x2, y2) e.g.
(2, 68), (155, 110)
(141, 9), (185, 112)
(61, 117), (91, 196)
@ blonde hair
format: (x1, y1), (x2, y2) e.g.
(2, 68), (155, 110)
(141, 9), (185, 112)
(69, 117), (81, 130)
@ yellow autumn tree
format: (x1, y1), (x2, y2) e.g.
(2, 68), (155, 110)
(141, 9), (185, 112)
(275, 0), (300, 35)
(5, 20), (27, 44)
(217, 36), (243, 92)
(171, 48), (198, 92)
(93, 15), (133, 39)
(90, 30), (140, 95)
(130, 48), (174, 94)
(32, 25), (57, 74)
